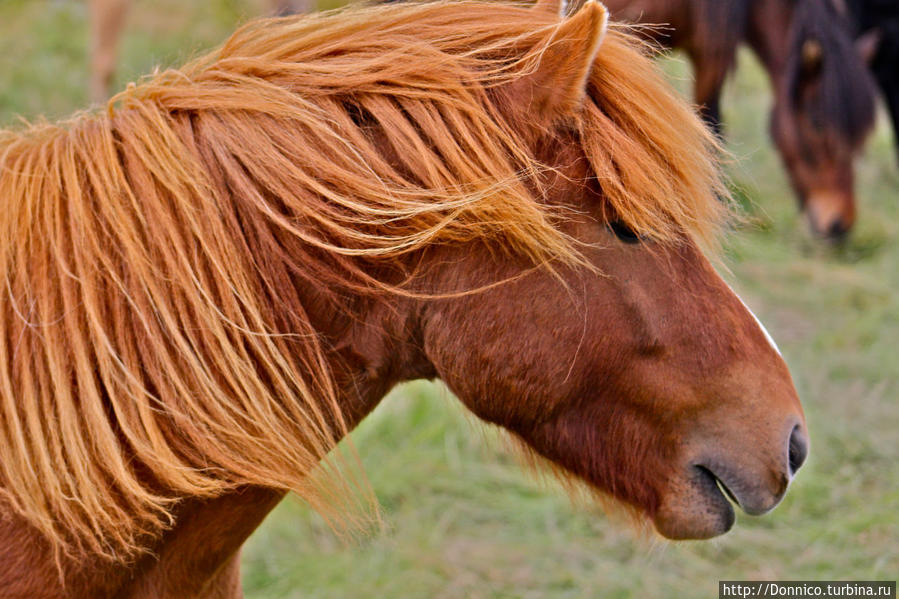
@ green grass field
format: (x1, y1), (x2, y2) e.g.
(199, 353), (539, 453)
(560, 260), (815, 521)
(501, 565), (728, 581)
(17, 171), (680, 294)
(1, 2), (896, 597)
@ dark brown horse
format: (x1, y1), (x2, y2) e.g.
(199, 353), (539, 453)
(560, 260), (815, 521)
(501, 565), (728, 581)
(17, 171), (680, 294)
(602, 0), (878, 240)
(0, 1), (806, 596)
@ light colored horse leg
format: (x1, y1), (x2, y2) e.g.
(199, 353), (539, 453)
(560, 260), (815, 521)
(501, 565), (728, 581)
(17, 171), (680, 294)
(89, 0), (311, 105)
(270, 0), (315, 16)
(89, 0), (130, 104)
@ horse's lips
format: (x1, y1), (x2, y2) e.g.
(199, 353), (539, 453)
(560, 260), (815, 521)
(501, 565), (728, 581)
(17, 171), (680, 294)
(692, 465), (737, 524)
(698, 466), (740, 507)
(695, 464), (782, 517)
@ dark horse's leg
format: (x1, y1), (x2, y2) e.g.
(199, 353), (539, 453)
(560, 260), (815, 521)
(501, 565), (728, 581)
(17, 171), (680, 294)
(688, 47), (736, 205)
(871, 26), (899, 166)
(689, 48), (731, 137)
(881, 78), (899, 166)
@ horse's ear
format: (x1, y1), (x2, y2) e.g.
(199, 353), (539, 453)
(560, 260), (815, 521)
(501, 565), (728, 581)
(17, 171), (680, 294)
(512, 0), (609, 125)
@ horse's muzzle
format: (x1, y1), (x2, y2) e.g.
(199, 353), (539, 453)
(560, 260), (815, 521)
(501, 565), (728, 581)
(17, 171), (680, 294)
(652, 422), (809, 540)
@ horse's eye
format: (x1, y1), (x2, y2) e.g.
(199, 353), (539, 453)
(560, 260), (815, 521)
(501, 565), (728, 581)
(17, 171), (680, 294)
(608, 220), (641, 244)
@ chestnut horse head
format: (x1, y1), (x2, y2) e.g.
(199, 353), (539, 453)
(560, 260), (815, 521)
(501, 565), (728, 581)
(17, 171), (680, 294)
(418, 0), (807, 539)
(0, 0), (806, 588)
(764, 0), (877, 239)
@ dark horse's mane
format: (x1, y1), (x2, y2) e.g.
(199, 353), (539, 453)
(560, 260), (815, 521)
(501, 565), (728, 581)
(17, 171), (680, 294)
(0, 1), (725, 565)
(784, 0), (876, 147)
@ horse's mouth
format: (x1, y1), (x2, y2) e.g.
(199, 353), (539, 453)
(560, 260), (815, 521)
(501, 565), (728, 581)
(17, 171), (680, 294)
(689, 464), (737, 528)
(652, 460), (789, 540)
(694, 463), (785, 517)
(695, 465), (739, 513)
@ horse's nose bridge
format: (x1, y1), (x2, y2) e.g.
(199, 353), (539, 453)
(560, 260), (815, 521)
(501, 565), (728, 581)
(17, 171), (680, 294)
(727, 285), (782, 358)
(612, 251), (788, 368)
(614, 274), (676, 352)
(704, 281), (806, 427)
(614, 267), (742, 358)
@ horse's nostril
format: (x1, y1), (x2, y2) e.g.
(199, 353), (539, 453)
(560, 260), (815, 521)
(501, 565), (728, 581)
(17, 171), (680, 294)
(788, 425), (808, 476)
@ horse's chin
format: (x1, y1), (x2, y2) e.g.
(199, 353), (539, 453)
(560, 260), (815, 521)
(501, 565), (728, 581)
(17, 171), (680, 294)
(651, 465), (736, 540)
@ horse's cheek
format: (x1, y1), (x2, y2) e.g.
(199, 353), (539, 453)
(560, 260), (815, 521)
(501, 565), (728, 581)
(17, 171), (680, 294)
(420, 292), (586, 428)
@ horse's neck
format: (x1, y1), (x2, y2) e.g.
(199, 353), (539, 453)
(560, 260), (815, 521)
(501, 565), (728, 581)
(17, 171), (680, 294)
(120, 488), (284, 598)
(745, 0), (795, 81)
(0, 489), (281, 598)
(127, 293), (428, 595)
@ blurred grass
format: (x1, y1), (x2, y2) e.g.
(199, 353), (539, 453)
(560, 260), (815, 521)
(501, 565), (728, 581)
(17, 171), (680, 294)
(0, 2), (896, 597)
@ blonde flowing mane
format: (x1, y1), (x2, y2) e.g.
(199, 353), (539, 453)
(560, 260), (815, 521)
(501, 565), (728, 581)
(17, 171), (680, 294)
(0, 1), (724, 563)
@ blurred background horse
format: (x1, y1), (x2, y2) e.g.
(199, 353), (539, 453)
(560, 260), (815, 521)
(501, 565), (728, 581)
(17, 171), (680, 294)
(600, 0), (878, 240)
